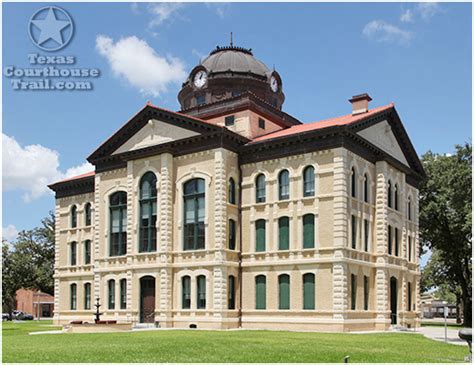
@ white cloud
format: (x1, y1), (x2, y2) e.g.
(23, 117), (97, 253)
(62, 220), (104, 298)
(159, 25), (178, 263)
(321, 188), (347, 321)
(362, 20), (412, 45)
(417, 2), (440, 20)
(205, 3), (230, 19)
(2, 224), (18, 242)
(400, 9), (414, 23)
(130, 2), (139, 14)
(96, 35), (186, 97)
(2, 134), (93, 202)
(147, 3), (183, 28)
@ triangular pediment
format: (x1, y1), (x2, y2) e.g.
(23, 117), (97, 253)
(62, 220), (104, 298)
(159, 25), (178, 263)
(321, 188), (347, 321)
(112, 119), (200, 155)
(357, 120), (409, 166)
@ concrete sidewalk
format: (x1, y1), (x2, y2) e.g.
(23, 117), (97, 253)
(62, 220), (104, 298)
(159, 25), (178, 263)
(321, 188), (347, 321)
(418, 326), (468, 346)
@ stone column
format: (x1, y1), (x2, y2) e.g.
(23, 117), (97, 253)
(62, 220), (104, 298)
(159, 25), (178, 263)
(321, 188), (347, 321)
(159, 153), (173, 327)
(213, 149), (228, 324)
(93, 174), (102, 306)
(53, 201), (61, 324)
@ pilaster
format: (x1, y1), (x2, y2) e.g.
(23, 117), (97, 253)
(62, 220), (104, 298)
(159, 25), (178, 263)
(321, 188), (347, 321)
(333, 148), (348, 248)
(53, 201), (61, 323)
(93, 174), (101, 303)
(332, 260), (348, 319)
(375, 161), (389, 255)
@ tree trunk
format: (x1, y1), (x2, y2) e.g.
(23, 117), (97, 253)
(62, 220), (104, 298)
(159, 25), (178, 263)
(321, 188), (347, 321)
(455, 294), (462, 324)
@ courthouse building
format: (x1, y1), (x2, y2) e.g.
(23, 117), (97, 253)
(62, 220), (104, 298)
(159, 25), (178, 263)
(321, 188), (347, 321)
(49, 44), (424, 331)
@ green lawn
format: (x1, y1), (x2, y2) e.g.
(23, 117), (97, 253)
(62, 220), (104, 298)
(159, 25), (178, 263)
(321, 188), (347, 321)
(2, 320), (468, 363)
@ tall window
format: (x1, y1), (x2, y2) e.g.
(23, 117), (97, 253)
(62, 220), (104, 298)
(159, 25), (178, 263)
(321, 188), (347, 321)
(388, 225), (392, 255)
(303, 214), (315, 249)
(303, 273), (315, 310)
(255, 174), (266, 203)
(408, 236), (412, 262)
(70, 242), (77, 266)
(84, 283), (91, 310)
(303, 166), (315, 197)
(351, 215), (357, 249)
(182, 276), (191, 309)
(84, 240), (91, 265)
(278, 217), (290, 250)
(228, 178), (236, 204)
(278, 170), (290, 200)
(363, 174), (369, 203)
(84, 203), (92, 226)
(228, 275), (235, 310)
(255, 219), (266, 252)
(109, 191), (127, 256)
(387, 180), (392, 208)
(407, 197), (412, 220)
(363, 276), (369, 311)
(407, 282), (412, 311)
(278, 274), (290, 310)
(197, 275), (206, 309)
(351, 274), (357, 310)
(351, 168), (356, 198)
(394, 228), (399, 256)
(183, 178), (205, 251)
(364, 219), (369, 252)
(394, 184), (399, 210)
(120, 279), (127, 309)
(71, 205), (77, 228)
(255, 275), (266, 310)
(108, 279), (115, 310)
(70, 284), (77, 310)
(139, 172), (157, 253)
(229, 219), (236, 250)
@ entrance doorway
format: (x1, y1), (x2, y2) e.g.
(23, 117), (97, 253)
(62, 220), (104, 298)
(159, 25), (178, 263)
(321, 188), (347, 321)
(140, 276), (155, 323)
(390, 277), (398, 325)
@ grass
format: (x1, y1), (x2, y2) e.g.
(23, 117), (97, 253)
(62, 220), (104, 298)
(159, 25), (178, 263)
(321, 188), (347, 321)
(2, 320), (468, 363)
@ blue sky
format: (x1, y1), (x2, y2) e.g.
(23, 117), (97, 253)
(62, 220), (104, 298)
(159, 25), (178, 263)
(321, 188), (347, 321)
(2, 2), (472, 262)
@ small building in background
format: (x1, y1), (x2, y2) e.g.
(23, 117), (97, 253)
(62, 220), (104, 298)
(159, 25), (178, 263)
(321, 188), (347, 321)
(16, 289), (54, 318)
(420, 293), (457, 319)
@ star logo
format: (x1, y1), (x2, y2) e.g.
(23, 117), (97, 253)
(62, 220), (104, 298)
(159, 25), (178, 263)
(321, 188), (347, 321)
(29, 7), (74, 51)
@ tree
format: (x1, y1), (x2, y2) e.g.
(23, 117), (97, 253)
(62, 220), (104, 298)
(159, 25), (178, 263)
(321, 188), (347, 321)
(1, 212), (55, 319)
(419, 143), (472, 327)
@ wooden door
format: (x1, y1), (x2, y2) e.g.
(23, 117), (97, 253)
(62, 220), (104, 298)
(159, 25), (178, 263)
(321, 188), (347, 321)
(140, 276), (155, 323)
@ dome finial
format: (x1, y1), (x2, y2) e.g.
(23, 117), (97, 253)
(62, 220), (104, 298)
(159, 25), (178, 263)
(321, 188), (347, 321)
(230, 31), (233, 47)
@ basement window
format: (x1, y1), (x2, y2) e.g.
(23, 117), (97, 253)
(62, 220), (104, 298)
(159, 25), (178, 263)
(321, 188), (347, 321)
(225, 115), (235, 126)
(258, 118), (265, 129)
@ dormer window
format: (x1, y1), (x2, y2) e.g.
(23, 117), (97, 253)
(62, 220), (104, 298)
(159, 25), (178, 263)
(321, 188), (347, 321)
(196, 95), (205, 106)
(225, 115), (235, 126)
(258, 118), (265, 129)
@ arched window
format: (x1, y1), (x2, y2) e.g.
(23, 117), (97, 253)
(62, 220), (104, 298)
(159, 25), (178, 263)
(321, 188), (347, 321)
(71, 205), (77, 228)
(303, 166), (315, 197)
(182, 276), (191, 309)
(407, 197), (412, 220)
(120, 279), (127, 309)
(183, 178), (205, 251)
(109, 191), (127, 256)
(84, 283), (91, 310)
(303, 214), (315, 249)
(394, 184), (399, 210)
(303, 273), (315, 310)
(70, 242), (77, 266)
(363, 174), (369, 203)
(139, 172), (157, 253)
(351, 168), (357, 198)
(387, 180), (392, 208)
(108, 279), (115, 310)
(255, 219), (266, 252)
(228, 275), (236, 310)
(278, 217), (290, 250)
(196, 275), (206, 309)
(278, 274), (290, 310)
(228, 219), (236, 250)
(70, 284), (77, 310)
(84, 203), (92, 226)
(255, 174), (266, 203)
(255, 275), (266, 310)
(228, 178), (236, 204)
(278, 170), (290, 200)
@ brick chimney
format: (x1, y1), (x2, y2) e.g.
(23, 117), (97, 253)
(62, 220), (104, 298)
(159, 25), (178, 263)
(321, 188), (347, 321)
(349, 93), (372, 115)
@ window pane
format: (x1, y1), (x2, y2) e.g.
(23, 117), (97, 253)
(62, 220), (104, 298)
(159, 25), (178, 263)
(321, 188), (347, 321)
(182, 276), (191, 309)
(279, 170), (289, 200)
(256, 220), (266, 252)
(197, 275), (206, 309)
(255, 275), (266, 310)
(228, 276), (235, 310)
(351, 274), (357, 310)
(303, 273), (315, 310)
(303, 214), (315, 249)
(303, 166), (315, 197)
(278, 217), (289, 250)
(278, 274), (290, 310)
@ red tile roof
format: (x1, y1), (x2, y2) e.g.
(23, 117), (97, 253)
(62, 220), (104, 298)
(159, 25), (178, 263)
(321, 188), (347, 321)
(250, 103), (394, 143)
(54, 171), (95, 184)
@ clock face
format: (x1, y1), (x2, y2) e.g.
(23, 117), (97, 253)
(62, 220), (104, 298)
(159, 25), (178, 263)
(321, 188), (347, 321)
(193, 70), (207, 88)
(270, 75), (278, 93)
